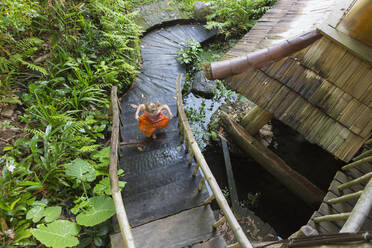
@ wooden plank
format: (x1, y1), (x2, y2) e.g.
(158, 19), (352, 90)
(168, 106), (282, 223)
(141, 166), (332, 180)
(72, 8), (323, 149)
(113, 206), (216, 248)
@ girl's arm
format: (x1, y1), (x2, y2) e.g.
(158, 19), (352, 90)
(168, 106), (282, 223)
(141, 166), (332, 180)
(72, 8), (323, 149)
(160, 104), (173, 119)
(135, 104), (145, 120)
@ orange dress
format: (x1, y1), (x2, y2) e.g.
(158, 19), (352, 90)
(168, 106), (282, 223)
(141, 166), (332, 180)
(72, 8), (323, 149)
(138, 112), (169, 137)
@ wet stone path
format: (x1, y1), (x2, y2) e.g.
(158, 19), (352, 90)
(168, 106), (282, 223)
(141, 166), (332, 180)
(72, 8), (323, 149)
(110, 25), (226, 248)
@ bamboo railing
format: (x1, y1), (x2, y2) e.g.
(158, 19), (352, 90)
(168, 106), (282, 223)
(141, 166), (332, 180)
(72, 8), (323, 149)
(176, 74), (253, 248)
(109, 86), (136, 248)
(313, 142), (372, 233)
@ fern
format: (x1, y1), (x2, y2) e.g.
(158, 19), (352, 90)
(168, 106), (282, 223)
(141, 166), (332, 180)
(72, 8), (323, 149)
(20, 60), (48, 75)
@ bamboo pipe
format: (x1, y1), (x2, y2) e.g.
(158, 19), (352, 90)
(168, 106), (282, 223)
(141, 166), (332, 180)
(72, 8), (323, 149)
(109, 87), (136, 248)
(203, 30), (321, 80)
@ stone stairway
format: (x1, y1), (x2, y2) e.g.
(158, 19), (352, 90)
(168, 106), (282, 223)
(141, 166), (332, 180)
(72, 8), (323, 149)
(110, 24), (226, 247)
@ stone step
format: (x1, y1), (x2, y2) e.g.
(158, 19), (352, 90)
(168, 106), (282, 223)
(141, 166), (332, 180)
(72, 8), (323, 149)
(111, 205), (224, 248)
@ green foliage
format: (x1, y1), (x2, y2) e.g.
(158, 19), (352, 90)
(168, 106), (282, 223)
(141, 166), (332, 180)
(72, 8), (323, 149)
(65, 159), (96, 183)
(26, 205), (61, 223)
(76, 196), (115, 227)
(177, 39), (202, 69)
(31, 220), (80, 248)
(205, 0), (276, 37)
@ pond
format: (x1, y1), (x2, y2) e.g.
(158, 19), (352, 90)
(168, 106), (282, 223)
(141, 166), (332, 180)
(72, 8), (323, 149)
(183, 89), (343, 238)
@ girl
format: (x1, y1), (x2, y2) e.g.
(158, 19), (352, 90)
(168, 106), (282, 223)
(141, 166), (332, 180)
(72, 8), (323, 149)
(135, 102), (173, 139)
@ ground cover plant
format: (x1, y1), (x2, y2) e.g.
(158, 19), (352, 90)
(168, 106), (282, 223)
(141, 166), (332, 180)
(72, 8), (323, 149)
(178, 0), (276, 37)
(0, 0), (141, 247)
(1, 0), (275, 247)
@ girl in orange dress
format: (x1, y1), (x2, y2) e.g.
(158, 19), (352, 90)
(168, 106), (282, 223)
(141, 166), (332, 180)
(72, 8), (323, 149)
(135, 102), (173, 139)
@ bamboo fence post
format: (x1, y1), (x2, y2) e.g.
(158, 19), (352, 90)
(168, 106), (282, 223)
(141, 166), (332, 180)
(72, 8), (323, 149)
(203, 194), (215, 205)
(338, 172), (372, 190)
(109, 86), (136, 248)
(341, 179), (372, 233)
(342, 156), (372, 170)
(326, 191), (362, 204)
(213, 216), (226, 228)
(352, 149), (372, 161)
(189, 150), (194, 165)
(193, 163), (200, 177)
(198, 177), (205, 191)
(227, 242), (240, 248)
(313, 213), (351, 223)
(176, 74), (253, 248)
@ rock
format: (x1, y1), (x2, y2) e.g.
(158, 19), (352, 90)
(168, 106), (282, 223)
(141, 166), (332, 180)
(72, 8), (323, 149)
(192, 71), (217, 99)
(193, 1), (212, 21)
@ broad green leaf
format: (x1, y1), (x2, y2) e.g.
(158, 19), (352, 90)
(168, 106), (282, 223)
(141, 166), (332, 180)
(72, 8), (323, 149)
(14, 229), (32, 242)
(76, 196), (115, 226)
(43, 206), (62, 222)
(91, 147), (110, 166)
(26, 205), (61, 223)
(31, 220), (80, 248)
(93, 177), (111, 195)
(65, 158), (96, 182)
(26, 206), (44, 223)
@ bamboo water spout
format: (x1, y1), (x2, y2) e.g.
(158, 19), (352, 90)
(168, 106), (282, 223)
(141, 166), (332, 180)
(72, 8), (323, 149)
(203, 30), (321, 80)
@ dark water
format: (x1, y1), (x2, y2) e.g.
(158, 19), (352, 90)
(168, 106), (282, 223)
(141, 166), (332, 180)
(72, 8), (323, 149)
(184, 92), (343, 237)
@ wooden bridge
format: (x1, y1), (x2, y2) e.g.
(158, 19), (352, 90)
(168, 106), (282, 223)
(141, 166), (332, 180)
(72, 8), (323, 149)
(107, 0), (371, 247)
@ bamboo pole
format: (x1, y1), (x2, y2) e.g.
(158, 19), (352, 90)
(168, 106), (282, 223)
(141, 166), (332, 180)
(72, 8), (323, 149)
(227, 242), (240, 248)
(313, 213), (350, 223)
(189, 150), (194, 165)
(352, 149), (372, 161)
(176, 74), (253, 248)
(221, 112), (325, 207)
(365, 138), (372, 145)
(203, 194), (215, 205)
(193, 163), (200, 177)
(326, 191), (362, 204)
(198, 177), (205, 191)
(240, 106), (273, 136)
(342, 156), (372, 170)
(109, 87), (136, 248)
(213, 216), (226, 228)
(338, 172), (372, 190)
(341, 179), (372, 233)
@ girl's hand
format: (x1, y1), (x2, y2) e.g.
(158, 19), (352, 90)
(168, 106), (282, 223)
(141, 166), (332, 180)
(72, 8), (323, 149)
(169, 114), (173, 120)
(135, 115), (139, 120)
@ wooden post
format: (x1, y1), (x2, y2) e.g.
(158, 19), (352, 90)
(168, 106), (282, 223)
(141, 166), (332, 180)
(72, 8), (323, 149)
(241, 106), (273, 136)
(221, 112), (325, 207)
(342, 156), (372, 170)
(221, 137), (240, 211)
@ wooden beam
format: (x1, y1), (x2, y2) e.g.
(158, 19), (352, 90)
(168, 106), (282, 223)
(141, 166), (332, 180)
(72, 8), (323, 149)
(221, 137), (240, 211)
(221, 112), (325, 207)
(341, 179), (372, 233)
(240, 106), (273, 136)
